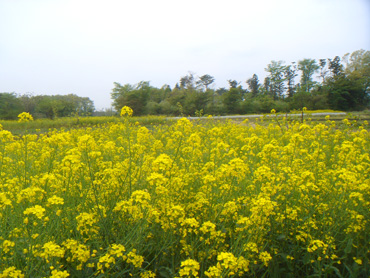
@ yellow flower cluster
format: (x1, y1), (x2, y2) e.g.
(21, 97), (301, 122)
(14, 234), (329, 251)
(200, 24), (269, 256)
(1, 241), (15, 254)
(179, 259), (200, 277)
(76, 212), (99, 237)
(0, 267), (24, 278)
(62, 239), (90, 270)
(49, 270), (70, 278)
(17, 112), (33, 123)
(96, 244), (144, 274)
(120, 106), (133, 117)
(37, 241), (65, 263)
(23, 205), (46, 219)
(0, 111), (369, 277)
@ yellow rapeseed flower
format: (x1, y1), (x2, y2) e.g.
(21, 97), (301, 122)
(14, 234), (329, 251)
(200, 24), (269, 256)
(120, 106), (133, 117)
(2, 240), (15, 253)
(204, 266), (222, 278)
(179, 259), (200, 277)
(49, 270), (70, 278)
(39, 241), (65, 260)
(47, 195), (64, 206)
(23, 205), (46, 219)
(17, 112), (34, 122)
(0, 267), (24, 278)
(353, 257), (362, 265)
(259, 251), (272, 266)
(126, 249), (144, 268)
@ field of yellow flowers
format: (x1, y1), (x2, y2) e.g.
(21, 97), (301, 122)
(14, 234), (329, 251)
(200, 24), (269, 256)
(0, 109), (369, 277)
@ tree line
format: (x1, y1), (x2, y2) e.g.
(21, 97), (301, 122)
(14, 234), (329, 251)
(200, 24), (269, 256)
(0, 93), (94, 120)
(1, 49), (369, 120)
(111, 49), (370, 116)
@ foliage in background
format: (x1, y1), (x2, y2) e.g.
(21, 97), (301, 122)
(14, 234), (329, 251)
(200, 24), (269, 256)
(1, 49), (369, 119)
(0, 93), (94, 120)
(110, 49), (370, 116)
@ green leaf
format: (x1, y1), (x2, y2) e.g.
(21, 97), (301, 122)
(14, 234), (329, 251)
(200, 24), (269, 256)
(344, 238), (353, 254)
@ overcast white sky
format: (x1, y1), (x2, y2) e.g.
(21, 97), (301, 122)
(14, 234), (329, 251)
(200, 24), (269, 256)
(1, 0), (369, 110)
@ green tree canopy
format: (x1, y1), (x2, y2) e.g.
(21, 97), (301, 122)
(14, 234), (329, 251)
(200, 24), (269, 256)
(246, 74), (260, 97)
(298, 58), (319, 93)
(265, 60), (287, 100)
(0, 93), (23, 120)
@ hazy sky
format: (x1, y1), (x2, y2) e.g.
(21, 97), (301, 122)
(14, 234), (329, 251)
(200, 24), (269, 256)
(1, 0), (369, 110)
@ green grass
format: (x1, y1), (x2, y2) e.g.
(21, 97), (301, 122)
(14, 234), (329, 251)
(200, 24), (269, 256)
(0, 115), (170, 135)
(2, 110), (370, 135)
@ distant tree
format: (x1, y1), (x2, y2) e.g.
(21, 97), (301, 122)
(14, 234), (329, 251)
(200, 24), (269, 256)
(319, 59), (329, 83)
(298, 58), (319, 93)
(344, 49), (370, 95)
(184, 90), (211, 115)
(124, 92), (146, 115)
(161, 84), (172, 93)
(265, 61), (287, 99)
(146, 84), (171, 105)
(54, 95), (74, 117)
(289, 91), (311, 110)
(196, 74), (215, 91)
(180, 72), (197, 90)
(19, 93), (37, 114)
(223, 88), (242, 114)
(110, 81), (151, 115)
(325, 75), (367, 111)
(263, 77), (271, 95)
(108, 49), (369, 116)
(246, 74), (260, 97)
(284, 63), (298, 98)
(73, 95), (94, 115)
(223, 81), (245, 114)
(34, 96), (58, 119)
(252, 95), (276, 113)
(145, 101), (161, 115)
(328, 56), (344, 78)
(344, 49), (369, 72)
(166, 89), (186, 114)
(317, 51), (370, 111)
(228, 80), (240, 89)
(216, 87), (228, 96)
(111, 82), (135, 108)
(158, 100), (177, 115)
(0, 92), (23, 120)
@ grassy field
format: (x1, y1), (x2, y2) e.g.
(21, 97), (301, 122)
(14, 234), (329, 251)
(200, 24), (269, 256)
(2, 109), (370, 136)
(0, 115), (170, 136)
(0, 109), (369, 277)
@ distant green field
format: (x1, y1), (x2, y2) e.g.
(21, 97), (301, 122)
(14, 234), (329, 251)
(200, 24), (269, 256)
(1, 110), (370, 135)
(0, 115), (170, 135)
